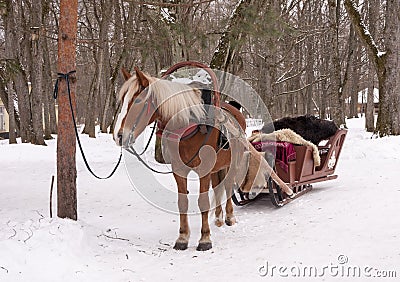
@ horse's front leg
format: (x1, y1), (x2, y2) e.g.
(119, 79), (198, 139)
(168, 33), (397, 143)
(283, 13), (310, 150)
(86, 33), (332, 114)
(173, 172), (190, 250)
(197, 174), (212, 251)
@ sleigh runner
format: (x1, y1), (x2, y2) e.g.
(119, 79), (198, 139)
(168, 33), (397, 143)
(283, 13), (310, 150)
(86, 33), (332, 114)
(232, 128), (347, 207)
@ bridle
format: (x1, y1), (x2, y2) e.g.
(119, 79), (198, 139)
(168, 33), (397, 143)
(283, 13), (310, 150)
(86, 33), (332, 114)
(124, 89), (157, 148)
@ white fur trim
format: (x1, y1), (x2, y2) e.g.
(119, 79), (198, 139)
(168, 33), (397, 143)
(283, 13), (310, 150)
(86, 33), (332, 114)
(248, 128), (321, 166)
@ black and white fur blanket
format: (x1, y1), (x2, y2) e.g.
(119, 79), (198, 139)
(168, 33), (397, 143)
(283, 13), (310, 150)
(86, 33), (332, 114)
(262, 114), (338, 145)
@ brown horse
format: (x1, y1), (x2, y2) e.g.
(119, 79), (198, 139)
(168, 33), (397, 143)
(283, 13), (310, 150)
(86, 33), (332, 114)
(114, 67), (293, 251)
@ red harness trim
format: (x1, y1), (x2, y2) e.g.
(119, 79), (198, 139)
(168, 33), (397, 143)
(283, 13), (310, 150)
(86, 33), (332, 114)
(156, 122), (199, 141)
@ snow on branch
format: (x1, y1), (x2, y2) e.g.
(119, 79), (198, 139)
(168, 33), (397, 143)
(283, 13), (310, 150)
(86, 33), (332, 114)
(344, 0), (383, 68)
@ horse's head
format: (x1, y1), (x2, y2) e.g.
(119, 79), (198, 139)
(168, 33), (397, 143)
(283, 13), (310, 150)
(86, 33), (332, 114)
(114, 67), (157, 147)
(114, 66), (207, 147)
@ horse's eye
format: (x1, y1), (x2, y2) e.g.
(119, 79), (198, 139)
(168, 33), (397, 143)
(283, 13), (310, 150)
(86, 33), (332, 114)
(134, 98), (142, 104)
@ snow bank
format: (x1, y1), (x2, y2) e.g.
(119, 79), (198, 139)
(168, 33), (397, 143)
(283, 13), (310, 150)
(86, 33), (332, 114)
(0, 117), (399, 281)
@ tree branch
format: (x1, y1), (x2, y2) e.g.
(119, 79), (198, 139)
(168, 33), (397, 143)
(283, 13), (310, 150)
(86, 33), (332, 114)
(343, 0), (384, 71)
(123, 0), (215, 8)
(277, 76), (328, 96)
(274, 65), (304, 86)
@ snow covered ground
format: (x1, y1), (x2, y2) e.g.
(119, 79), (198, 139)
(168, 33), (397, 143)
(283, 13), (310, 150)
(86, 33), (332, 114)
(0, 117), (399, 281)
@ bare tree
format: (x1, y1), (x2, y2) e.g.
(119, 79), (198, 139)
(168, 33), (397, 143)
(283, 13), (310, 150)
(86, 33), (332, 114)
(328, 0), (345, 127)
(1, 0), (398, 145)
(42, 0), (58, 138)
(57, 0), (78, 220)
(30, 1), (46, 145)
(345, 0), (400, 136)
(365, 0), (379, 132)
(210, 0), (264, 71)
(0, 0), (32, 143)
(3, 1), (18, 143)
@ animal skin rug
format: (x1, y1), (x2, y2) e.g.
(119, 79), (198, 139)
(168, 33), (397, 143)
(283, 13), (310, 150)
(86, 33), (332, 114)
(248, 128), (321, 167)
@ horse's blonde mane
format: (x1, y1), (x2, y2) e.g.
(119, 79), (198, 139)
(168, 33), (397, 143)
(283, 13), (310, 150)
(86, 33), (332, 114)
(148, 79), (205, 125)
(117, 71), (206, 131)
(118, 74), (138, 103)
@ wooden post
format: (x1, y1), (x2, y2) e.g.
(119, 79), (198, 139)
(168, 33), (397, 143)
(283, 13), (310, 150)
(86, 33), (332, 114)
(57, 0), (78, 220)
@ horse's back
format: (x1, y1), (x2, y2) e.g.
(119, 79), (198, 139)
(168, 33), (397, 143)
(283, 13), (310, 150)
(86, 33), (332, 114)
(221, 102), (246, 131)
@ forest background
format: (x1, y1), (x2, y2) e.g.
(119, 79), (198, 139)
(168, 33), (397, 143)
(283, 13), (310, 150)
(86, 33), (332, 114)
(0, 0), (399, 146)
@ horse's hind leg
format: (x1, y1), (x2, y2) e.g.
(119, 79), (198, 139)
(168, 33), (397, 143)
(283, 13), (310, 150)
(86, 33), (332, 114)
(197, 174), (212, 251)
(224, 178), (236, 226)
(214, 169), (236, 226)
(211, 171), (224, 227)
(173, 173), (190, 250)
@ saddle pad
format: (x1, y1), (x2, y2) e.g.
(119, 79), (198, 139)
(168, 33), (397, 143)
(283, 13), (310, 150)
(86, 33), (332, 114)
(156, 122), (199, 141)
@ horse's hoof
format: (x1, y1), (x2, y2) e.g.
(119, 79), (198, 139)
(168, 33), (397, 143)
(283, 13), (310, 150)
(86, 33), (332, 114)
(215, 219), (224, 227)
(173, 241), (188, 250)
(225, 217), (236, 226)
(196, 241), (212, 251)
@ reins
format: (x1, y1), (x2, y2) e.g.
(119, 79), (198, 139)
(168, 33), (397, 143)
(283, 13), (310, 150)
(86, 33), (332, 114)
(53, 71), (122, 179)
(126, 124), (213, 174)
(138, 122), (156, 156)
(52, 62), (220, 178)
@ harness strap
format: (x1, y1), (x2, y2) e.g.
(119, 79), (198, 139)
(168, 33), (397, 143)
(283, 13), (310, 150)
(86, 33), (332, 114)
(156, 122), (200, 141)
(125, 146), (172, 174)
(138, 122), (156, 156)
(126, 124), (213, 174)
(53, 71), (122, 180)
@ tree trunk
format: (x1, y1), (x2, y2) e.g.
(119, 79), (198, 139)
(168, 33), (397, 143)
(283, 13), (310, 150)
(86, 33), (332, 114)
(4, 1), (17, 144)
(100, 1), (122, 134)
(0, 80), (20, 132)
(320, 79), (328, 119)
(365, 0), (377, 131)
(319, 36), (329, 119)
(305, 1), (315, 115)
(366, 62), (375, 131)
(210, 0), (264, 71)
(42, 4), (57, 138)
(83, 77), (97, 137)
(7, 81), (17, 144)
(84, 1), (112, 137)
(57, 0), (78, 220)
(30, 2), (46, 145)
(345, 24), (358, 119)
(328, 0), (345, 127)
(5, 0), (31, 143)
(104, 0), (127, 134)
(12, 68), (30, 142)
(381, 0), (399, 135)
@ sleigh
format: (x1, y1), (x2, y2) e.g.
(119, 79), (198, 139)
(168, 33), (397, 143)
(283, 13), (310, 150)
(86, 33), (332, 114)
(157, 61), (347, 208)
(232, 128), (347, 207)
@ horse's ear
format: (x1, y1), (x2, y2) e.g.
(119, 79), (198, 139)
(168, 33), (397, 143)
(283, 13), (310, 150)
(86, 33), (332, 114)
(134, 66), (149, 88)
(121, 67), (131, 81)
